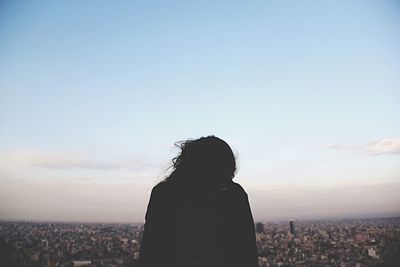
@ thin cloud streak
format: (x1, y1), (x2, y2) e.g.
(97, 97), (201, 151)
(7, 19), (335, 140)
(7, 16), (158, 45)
(330, 138), (400, 156)
(0, 150), (162, 171)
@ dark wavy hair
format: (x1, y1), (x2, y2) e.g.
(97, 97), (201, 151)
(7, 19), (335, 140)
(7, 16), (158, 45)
(162, 135), (237, 188)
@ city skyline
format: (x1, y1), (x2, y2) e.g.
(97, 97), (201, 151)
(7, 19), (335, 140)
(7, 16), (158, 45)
(1, 1), (399, 223)
(1, 217), (399, 267)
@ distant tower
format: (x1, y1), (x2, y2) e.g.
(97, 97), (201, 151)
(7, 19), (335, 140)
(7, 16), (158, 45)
(289, 220), (296, 236)
(138, 230), (144, 243)
(256, 222), (264, 233)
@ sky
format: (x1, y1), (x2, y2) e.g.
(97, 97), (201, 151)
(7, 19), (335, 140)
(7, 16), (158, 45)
(0, 0), (399, 223)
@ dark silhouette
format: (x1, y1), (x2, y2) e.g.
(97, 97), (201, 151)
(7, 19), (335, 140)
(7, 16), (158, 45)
(138, 135), (259, 267)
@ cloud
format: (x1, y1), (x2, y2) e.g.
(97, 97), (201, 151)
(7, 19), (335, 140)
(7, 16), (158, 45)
(26, 154), (121, 170)
(330, 138), (400, 156)
(364, 138), (400, 155)
(0, 150), (161, 171)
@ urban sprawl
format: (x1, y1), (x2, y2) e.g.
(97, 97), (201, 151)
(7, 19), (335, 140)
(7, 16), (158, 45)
(0, 217), (399, 267)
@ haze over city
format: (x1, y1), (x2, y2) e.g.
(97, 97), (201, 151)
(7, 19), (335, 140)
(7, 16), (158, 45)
(0, 1), (399, 223)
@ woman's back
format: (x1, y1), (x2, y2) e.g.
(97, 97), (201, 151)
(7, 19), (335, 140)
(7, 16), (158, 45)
(138, 136), (259, 267)
(139, 179), (259, 267)
(173, 185), (225, 267)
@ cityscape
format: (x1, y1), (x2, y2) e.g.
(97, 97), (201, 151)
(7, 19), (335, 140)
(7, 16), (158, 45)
(1, 217), (399, 267)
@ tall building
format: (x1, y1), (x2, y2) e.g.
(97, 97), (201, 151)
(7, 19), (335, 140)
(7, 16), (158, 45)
(256, 222), (264, 233)
(289, 220), (295, 236)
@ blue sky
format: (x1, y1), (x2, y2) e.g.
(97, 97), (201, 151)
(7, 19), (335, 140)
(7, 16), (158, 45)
(0, 0), (399, 222)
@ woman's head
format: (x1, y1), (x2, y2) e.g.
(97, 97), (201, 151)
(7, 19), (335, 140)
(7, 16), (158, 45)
(165, 135), (237, 188)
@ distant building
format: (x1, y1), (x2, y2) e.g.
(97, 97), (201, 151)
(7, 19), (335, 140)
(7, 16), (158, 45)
(72, 260), (92, 267)
(256, 222), (264, 233)
(289, 220), (296, 236)
(41, 239), (48, 248)
(368, 247), (379, 259)
(138, 230), (143, 243)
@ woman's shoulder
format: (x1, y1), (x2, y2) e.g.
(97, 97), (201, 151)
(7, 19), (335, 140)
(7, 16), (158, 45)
(150, 179), (182, 198)
(228, 181), (248, 196)
(151, 180), (172, 195)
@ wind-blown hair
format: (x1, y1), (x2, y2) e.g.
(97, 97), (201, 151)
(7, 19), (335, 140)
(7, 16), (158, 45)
(162, 135), (237, 189)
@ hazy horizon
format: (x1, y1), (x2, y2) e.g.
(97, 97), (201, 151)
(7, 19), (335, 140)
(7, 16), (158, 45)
(1, 1), (399, 223)
(2, 212), (400, 225)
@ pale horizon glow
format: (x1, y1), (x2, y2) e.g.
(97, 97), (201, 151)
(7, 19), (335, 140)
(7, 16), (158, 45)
(0, 1), (399, 223)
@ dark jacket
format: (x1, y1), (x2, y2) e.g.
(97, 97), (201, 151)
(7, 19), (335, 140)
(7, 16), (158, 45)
(138, 180), (259, 267)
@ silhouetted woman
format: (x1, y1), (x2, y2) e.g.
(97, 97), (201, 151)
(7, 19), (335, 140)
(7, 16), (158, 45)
(138, 135), (259, 267)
